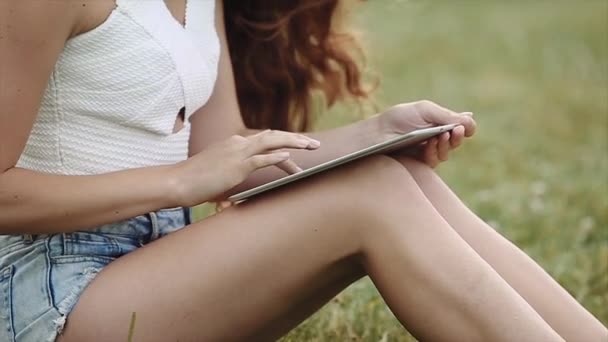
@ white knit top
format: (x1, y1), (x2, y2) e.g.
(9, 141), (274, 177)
(16, 0), (220, 175)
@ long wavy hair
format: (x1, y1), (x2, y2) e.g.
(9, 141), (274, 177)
(223, 0), (372, 132)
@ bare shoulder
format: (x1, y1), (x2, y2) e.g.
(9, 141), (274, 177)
(0, 0), (121, 173)
(0, 1), (80, 172)
(0, 1), (79, 39)
(0, 0), (118, 40)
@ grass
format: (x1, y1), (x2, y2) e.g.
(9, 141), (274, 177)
(199, 1), (608, 340)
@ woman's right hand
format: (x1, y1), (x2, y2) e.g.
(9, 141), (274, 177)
(169, 130), (320, 207)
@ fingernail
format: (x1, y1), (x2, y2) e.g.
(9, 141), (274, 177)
(277, 152), (290, 159)
(295, 166), (304, 173)
(461, 112), (474, 116)
(308, 139), (321, 148)
(297, 139), (311, 147)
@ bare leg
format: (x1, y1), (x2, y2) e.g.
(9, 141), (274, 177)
(394, 156), (608, 341)
(59, 157), (562, 342)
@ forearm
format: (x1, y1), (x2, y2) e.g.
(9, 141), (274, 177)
(0, 165), (179, 234)
(231, 116), (382, 193)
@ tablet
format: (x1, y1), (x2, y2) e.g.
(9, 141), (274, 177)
(228, 124), (458, 202)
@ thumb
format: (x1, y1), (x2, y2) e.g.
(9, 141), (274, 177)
(417, 101), (476, 136)
(457, 112), (476, 137)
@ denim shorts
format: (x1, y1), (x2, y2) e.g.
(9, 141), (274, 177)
(0, 207), (191, 342)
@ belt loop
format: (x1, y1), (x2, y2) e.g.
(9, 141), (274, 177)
(149, 211), (160, 241)
(23, 234), (34, 243)
(183, 207), (192, 225)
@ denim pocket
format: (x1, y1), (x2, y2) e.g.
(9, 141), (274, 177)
(49, 258), (107, 317)
(0, 265), (15, 342)
(46, 232), (126, 317)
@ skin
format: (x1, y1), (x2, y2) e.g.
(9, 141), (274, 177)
(0, 0), (606, 341)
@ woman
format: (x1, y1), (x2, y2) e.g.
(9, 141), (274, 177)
(0, 0), (605, 341)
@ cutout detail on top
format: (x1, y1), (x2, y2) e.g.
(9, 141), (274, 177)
(163, 0), (187, 28)
(173, 107), (186, 133)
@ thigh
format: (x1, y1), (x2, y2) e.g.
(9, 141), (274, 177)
(58, 157), (403, 342)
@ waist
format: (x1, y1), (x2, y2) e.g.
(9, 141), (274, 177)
(0, 207), (191, 258)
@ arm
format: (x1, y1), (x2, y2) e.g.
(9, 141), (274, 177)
(189, 0), (381, 194)
(0, 2), (183, 234)
(231, 122), (380, 192)
(0, 2), (320, 234)
(189, 1), (476, 196)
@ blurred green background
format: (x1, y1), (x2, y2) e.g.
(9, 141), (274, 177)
(288, 0), (607, 340)
(204, 0), (608, 340)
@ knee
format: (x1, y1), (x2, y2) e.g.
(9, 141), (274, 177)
(339, 155), (419, 197)
(275, 155), (430, 220)
(294, 155), (419, 215)
(327, 155), (433, 217)
(392, 155), (432, 173)
(335, 155), (446, 243)
(390, 156), (438, 184)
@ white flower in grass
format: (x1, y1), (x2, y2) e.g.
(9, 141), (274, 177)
(529, 197), (545, 213)
(530, 181), (547, 196)
(579, 216), (595, 231)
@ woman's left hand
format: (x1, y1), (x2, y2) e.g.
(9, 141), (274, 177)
(373, 100), (477, 168)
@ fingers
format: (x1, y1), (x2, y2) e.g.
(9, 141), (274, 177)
(230, 130), (318, 174)
(395, 114), (468, 168)
(275, 158), (303, 175)
(419, 127), (469, 167)
(421, 132), (450, 168)
(247, 130), (321, 154)
(415, 100), (477, 137)
(449, 125), (465, 148)
(424, 138), (440, 168)
(245, 151), (293, 172)
(437, 132), (450, 162)
(459, 112), (477, 137)
(244, 151), (306, 175)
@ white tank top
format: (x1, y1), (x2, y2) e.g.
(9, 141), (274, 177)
(16, 0), (220, 175)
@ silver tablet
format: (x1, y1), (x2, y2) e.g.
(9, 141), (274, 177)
(228, 124), (458, 202)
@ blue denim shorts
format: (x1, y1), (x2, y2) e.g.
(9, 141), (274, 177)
(0, 207), (191, 342)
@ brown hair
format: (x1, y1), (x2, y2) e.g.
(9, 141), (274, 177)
(223, 0), (372, 132)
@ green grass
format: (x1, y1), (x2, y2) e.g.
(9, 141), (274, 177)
(202, 1), (608, 340)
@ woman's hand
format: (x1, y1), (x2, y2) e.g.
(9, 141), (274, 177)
(169, 130), (320, 206)
(374, 100), (477, 168)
